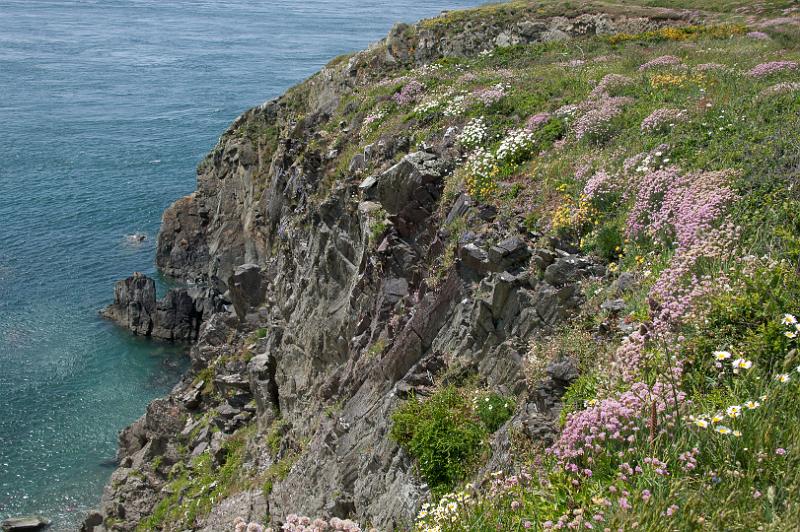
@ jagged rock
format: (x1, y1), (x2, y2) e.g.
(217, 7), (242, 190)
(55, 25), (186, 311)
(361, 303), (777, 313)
(601, 298), (626, 313)
(80, 511), (103, 532)
(101, 273), (215, 341)
(547, 358), (579, 385)
(612, 272), (637, 295)
(228, 264), (267, 320)
(488, 237), (531, 272)
(249, 353), (279, 422)
(1, 516), (50, 531)
(214, 373), (250, 394)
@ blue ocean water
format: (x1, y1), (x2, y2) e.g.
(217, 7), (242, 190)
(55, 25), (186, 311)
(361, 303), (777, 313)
(0, 1), (481, 529)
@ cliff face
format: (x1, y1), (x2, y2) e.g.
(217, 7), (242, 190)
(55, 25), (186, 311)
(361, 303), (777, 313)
(86, 1), (793, 530)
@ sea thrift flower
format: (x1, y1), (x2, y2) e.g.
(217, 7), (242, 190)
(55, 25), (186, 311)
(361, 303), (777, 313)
(393, 80), (424, 105)
(776, 448), (787, 456)
(573, 96), (632, 141)
(695, 63), (726, 72)
(748, 61), (798, 78)
(590, 73), (634, 98)
(640, 108), (687, 133)
(638, 55), (682, 71)
(747, 31), (770, 40)
(526, 112), (551, 130)
(760, 82), (800, 97)
(472, 83), (506, 106)
(583, 169), (615, 199)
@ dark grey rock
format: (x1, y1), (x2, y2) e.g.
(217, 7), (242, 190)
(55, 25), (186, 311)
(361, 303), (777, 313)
(601, 298), (626, 313)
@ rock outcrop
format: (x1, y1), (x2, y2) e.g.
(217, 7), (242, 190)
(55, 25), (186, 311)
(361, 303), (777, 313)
(101, 272), (223, 342)
(86, 2), (722, 531)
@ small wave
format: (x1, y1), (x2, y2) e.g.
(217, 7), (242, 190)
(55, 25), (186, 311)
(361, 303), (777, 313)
(149, 159), (161, 164)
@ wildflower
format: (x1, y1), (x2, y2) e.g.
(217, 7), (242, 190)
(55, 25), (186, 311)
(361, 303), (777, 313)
(711, 414), (724, 424)
(776, 374), (791, 383)
(713, 350), (732, 361)
(781, 313), (797, 325)
(694, 418), (709, 429)
(641, 108), (687, 133)
(748, 61), (798, 78)
(641, 490), (652, 502)
(511, 500), (521, 510)
(733, 358), (753, 370)
(639, 55), (682, 71)
(747, 31), (770, 40)
(733, 430), (742, 437)
(744, 400), (760, 410)
(715, 426), (732, 435)
(776, 448), (787, 456)
(785, 331), (797, 339)
(753, 490), (762, 499)
(726, 405), (742, 418)
(393, 80), (424, 106)
(665, 505), (679, 517)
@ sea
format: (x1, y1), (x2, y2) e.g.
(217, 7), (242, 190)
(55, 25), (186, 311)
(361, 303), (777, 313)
(0, 1), (481, 529)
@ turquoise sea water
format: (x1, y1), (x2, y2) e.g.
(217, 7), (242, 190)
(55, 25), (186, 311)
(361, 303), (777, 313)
(0, 1), (480, 529)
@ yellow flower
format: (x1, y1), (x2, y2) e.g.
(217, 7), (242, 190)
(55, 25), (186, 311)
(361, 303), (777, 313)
(711, 414), (724, 424)
(694, 418), (709, 429)
(715, 426), (732, 435)
(713, 350), (732, 361)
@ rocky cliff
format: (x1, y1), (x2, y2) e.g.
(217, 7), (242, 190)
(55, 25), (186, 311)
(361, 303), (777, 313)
(90, 1), (800, 531)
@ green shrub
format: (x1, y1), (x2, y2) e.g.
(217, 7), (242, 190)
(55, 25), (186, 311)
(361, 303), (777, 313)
(390, 386), (487, 494)
(472, 391), (515, 432)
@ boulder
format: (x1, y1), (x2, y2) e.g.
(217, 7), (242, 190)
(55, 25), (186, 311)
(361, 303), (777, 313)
(1, 516), (50, 531)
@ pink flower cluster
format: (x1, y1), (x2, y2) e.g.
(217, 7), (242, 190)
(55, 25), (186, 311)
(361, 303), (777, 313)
(472, 84), (506, 106)
(695, 63), (726, 72)
(640, 108), (687, 133)
(573, 96), (633, 141)
(638, 55), (682, 71)
(590, 73), (634, 98)
(282, 515), (362, 532)
(393, 80), (424, 106)
(760, 81), (800, 97)
(748, 61), (798, 78)
(526, 112), (551, 130)
(583, 169), (615, 199)
(626, 168), (736, 248)
(234, 519), (265, 532)
(549, 381), (686, 463)
(746, 31), (770, 40)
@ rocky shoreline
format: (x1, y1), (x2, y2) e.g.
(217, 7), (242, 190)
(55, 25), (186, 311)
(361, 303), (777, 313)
(82, 3), (715, 530)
